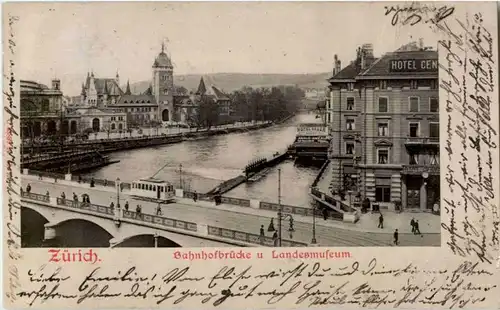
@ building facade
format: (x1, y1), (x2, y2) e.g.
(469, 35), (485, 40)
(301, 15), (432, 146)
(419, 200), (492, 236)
(20, 79), (75, 139)
(327, 41), (439, 212)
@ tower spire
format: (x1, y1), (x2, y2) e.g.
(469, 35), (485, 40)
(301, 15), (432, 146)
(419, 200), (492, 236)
(162, 41), (165, 53)
(125, 80), (132, 95)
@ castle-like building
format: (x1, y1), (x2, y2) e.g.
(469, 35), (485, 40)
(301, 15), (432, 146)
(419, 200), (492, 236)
(78, 43), (194, 127)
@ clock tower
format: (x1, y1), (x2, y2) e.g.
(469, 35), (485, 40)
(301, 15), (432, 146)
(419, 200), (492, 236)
(152, 42), (175, 122)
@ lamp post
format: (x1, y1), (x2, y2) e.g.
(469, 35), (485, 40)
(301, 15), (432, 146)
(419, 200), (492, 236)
(116, 177), (120, 206)
(154, 232), (159, 248)
(179, 164), (183, 189)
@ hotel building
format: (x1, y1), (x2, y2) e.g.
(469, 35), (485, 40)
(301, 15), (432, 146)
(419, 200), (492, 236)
(326, 41), (439, 212)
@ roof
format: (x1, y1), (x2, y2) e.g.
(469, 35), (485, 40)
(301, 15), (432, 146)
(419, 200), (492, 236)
(153, 52), (173, 68)
(358, 50), (438, 78)
(196, 77), (207, 95)
(74, 107), (126, 116)
(328, 62), (359, 81)
(116, 94), (157, 105)
(138, 177), (169, 184)
(211, 86), (229, 100)
(174, 96), (194, 106)
(85, 76), (124, 96)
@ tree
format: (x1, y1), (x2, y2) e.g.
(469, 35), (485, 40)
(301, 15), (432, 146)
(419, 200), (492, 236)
(194, 95), (219, 130)
(175, 86), (188, 95)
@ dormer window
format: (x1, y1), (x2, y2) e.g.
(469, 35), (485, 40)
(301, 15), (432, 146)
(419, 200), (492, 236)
(347, 83), (354, 91)
(410, 80), (418, 89)
(163, 89), (169, 95)
(379, 80), (387, 90)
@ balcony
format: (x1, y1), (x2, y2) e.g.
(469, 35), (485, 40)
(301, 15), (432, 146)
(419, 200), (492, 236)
(402, 164), (440, 176)
(404, 137), (439, 149)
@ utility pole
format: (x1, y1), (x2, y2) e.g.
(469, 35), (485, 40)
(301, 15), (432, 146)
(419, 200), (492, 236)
(179, 164), (183, 189)
(277, 168), (282, 247)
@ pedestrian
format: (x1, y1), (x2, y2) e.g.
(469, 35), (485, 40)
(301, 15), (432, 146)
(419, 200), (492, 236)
(54, 177), (58, 183)
(45, 190), (50, 198)
(268, 218), (275, 232)
(78, 175), (82, 183)
(156, 204), (162, 215)
(414, 220), (421, 235)
(110, 202), (115, 209)
(272, 231), (278, 246)
(26, 183), (31, 193)
(259, 225), (265, 244)
(393, 229), (399, 245)
(61, 192), (66, 201)
(378, 213), (384, 229)
(193, 191), (198, 202)
(90, 178), (95, 188)
(410, 218), (415, 234)
(124, 201), (129, 211)
(322, 208), (328, 220)
(38, 173), (42, 180)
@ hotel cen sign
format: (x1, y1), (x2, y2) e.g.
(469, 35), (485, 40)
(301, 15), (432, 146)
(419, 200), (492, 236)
(389, 59), (438, 72)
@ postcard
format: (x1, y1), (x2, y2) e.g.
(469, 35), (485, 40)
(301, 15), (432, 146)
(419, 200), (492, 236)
(3, 1), (500, 309)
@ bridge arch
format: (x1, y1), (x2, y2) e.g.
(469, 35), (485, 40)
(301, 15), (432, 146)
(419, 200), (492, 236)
(54, 219), (113, 247)
(114, 234), (181, 248)
(21, 207), (49, 248)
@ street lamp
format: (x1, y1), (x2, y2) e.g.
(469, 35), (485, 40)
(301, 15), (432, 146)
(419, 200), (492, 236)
(276, 168), (295, 247)
(154, 232), (159, 248)
(179, 164), (183, 189)
(116, 177), (120, 208)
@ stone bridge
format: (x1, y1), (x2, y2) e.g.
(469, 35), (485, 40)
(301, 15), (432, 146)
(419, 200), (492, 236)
(21, 192), (259, 248)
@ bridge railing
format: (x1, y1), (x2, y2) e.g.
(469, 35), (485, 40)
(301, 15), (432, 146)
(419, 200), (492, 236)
(56, 197), (115, 216)
(207, 226), (307, 247)
(21, 191), (50, 203)
(122, 211), (198, 232)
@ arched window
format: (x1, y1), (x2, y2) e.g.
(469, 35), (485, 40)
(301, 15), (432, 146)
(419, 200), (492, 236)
(111, 123), (116, 130)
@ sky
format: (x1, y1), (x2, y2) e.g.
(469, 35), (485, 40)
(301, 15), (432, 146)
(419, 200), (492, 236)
(9, 2), (437, 95)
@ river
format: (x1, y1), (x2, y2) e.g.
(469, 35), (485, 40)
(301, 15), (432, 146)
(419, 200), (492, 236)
(83, 113), (321, 207)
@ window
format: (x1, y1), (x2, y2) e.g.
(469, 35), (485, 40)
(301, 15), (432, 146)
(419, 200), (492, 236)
(346, 142), (354, 155)
(346, 119), (355, 130)
(409, 97), (419, 112)
(409, 152), (419, 165)
(409, 123), (419, 137)
(430, 79), (438, 89)
(375, 186), (391, 202)
(378, 97), (388, 112)
(410, 80), (418, 89)
(429, 122), (439, 138)
(346, 97), (354, 110)
(379, 80), (387, 90)
(430, 98), (439, 112)
(347, 83), (354, 91)
(163, 89), (169, 95)
(378, 123), (388, 136)
(377, 149), (389, 164)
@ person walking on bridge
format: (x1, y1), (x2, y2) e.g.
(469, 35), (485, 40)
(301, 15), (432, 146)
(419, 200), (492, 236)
(259, 225), (265, 245)
(124, 201), (129, 211)
(26, 183), (31, 194)
(378, 213), (384, 229)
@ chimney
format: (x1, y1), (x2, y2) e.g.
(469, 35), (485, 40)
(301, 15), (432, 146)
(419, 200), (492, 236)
(336, 60), (341, 74)
(419, 38), (424, 50)
(333, 54), (338, 75)
(360, 49), (366, 70)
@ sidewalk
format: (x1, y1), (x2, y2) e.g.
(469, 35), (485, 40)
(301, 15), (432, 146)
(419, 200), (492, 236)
(23, 174), (440, 234)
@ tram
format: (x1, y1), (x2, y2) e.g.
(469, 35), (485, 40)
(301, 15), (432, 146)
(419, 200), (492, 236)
(130, 177), (175, 202)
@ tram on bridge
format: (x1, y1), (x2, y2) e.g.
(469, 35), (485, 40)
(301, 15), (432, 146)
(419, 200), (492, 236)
(130, 177), (175, 202)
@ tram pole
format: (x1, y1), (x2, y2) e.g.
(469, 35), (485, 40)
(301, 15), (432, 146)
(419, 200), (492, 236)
(277, 168), (282, 247)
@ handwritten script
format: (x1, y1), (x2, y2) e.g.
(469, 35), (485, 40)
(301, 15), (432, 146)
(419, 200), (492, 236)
(15, 260), (497, 308)
(4, 13), (22, 304)
(433, 10), (499, 264)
